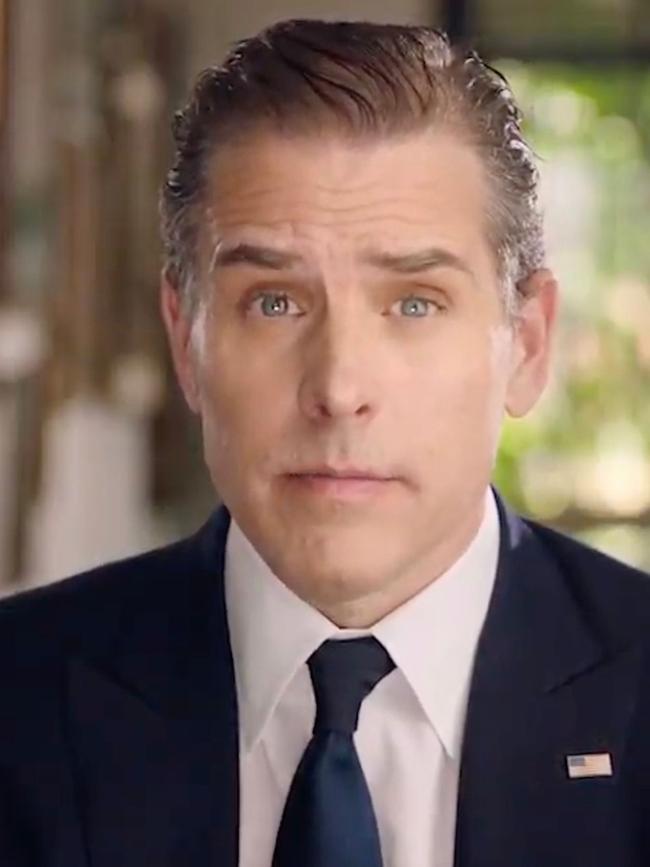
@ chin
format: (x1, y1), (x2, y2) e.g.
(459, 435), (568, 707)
(292, 565), (386, 610)
(277, 538), (396, 603)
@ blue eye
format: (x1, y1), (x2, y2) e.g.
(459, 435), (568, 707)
(250, 293), (301, 317)
(248, 292), (439, 318)
(392, 296), (439, 317)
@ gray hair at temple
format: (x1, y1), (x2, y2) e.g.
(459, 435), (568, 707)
(160, 19), (545, 317)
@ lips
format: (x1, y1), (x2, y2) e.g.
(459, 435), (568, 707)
(283, 465), (399, 501)
(288, 466), (393, 481)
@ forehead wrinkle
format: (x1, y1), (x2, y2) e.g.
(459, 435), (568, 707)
(207, 211), (447, 235)
(210, 167), (465, 220)
(214, 174), (386, 198)
(208, 160), (484, 237)
(209, 131), (487, 219)
(208, 178), (483, 245)
(203, 212), (483, 279)
(203, 198), (485, 282)
(211, 170), (390, 214)
(212, 184), (460, 212)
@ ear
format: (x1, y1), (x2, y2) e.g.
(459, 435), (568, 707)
(505, 268), (559, 418)
(160, 273), (201, 413)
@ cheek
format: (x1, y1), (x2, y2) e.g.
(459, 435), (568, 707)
(194, 340), (295, 472)
(405, 326), (511, 437)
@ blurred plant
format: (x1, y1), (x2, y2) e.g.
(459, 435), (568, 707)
(493, 64), (650, 567)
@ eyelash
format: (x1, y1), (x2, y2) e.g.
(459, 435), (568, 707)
(246, 291), (446, 318)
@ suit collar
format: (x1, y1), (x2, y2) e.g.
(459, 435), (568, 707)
(70, 493), (605, 720)
(225, 488), (501, 760)
(479, 491), (605, 695)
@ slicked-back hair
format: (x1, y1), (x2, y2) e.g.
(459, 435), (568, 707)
(160, 19), (545, 314)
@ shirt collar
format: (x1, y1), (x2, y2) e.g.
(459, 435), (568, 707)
(225, 488), (500, 759)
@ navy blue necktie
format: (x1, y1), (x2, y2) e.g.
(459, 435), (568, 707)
(272, 636), (396, 867)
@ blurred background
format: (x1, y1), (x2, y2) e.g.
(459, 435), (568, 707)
(0, 0), (649, 592)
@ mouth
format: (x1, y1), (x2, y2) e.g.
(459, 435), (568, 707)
(292, 465), (393, 480)
(284, 466), (399, 500)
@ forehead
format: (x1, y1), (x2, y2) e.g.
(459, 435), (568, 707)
(204, 130), (491, 264)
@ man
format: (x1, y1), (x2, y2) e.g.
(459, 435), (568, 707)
(1, 19), (649, 867)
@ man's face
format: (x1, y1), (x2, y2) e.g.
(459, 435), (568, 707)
(163, 129), (555, 623)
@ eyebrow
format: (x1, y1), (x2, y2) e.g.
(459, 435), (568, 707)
(211, 243), (301, 270)
(211, 241), (473, 279)
(362, 246), (474, 277)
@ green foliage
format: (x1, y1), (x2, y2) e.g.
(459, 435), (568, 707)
(492, 63), (650, 567)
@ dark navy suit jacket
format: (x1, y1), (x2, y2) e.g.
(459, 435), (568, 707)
(1, 494), (650, 867)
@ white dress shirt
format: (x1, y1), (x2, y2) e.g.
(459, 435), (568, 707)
(225, 489), (500, 867)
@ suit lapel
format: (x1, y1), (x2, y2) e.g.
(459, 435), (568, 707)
(66, 508), (239, 867)
(454, 497), (643, 867)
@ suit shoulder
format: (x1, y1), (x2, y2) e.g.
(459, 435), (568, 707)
(0, 515), (225, 758)
(527, 517), (650, 586)
(0, 535), (195, 652)
(526, 517), (650, 637)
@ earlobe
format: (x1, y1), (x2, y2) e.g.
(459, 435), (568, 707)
(160, 274), (201, 413)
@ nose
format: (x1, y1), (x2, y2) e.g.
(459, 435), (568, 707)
(297, 311), (380, 423)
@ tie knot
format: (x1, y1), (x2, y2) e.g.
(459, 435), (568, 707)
(308, 637), (395, 735)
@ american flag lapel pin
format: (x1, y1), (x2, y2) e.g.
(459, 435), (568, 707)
(566, 752), (613, 779)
